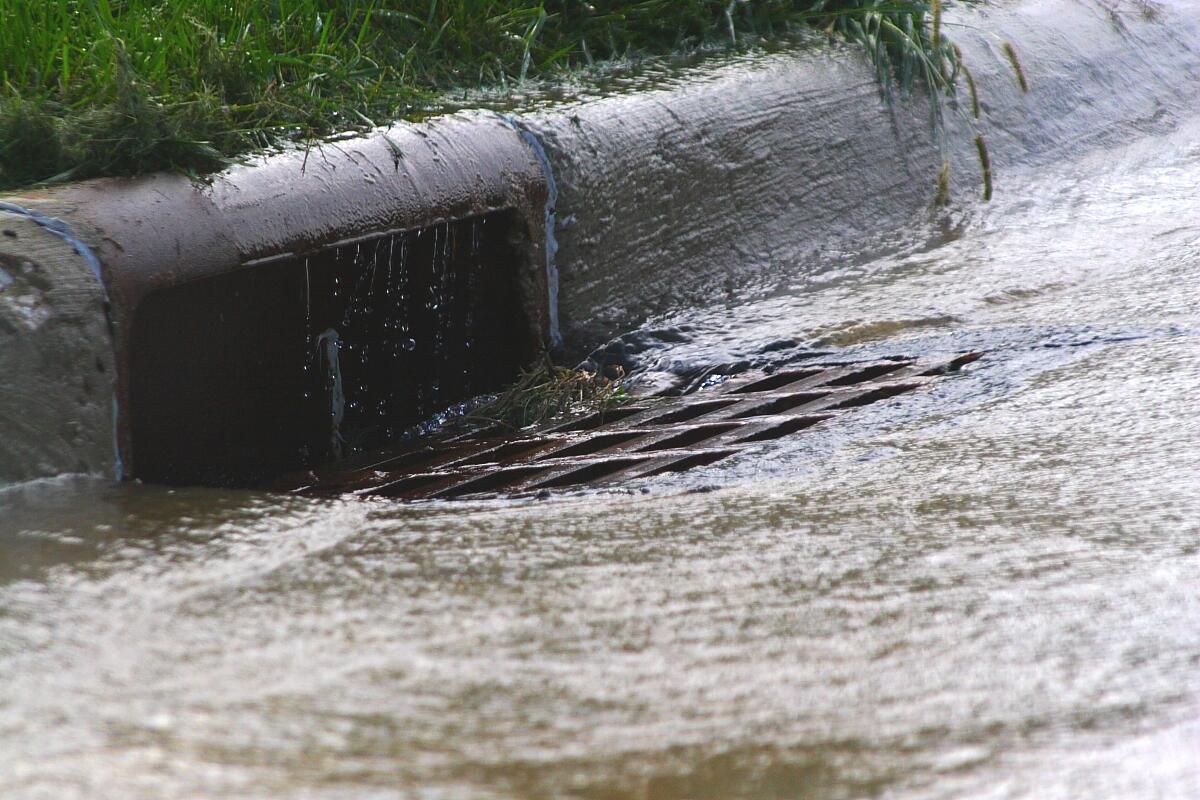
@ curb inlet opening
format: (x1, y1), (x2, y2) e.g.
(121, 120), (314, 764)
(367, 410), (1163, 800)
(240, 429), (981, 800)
(129, 211), (533, 486)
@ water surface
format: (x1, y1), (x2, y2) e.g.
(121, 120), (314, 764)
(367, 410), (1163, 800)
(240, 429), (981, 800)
(2, 106), (1199, 800)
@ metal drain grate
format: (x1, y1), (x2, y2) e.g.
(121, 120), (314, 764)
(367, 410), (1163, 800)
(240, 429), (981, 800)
(277, 352), (981, 500)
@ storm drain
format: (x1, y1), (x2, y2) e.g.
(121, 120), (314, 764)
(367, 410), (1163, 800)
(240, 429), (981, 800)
(278, 352), (981, 500)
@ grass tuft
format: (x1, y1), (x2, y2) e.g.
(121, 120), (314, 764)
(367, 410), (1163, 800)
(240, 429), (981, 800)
(470, 358), (626, 430)
(2, 0), (962, 192)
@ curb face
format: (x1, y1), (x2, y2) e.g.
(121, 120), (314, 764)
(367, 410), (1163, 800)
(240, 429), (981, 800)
(530, 0), (1200, 358)
(524, 50), (928, 357)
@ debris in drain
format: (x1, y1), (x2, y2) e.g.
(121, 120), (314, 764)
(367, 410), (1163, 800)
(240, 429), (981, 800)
(275, 352), (981, 500)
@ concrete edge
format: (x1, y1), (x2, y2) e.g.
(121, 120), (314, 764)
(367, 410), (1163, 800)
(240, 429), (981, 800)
(0, 209), (117, 481)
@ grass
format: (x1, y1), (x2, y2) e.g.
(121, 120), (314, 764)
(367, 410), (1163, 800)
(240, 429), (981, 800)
(468, 357), (627, 430)
(0, 0), (961, 191)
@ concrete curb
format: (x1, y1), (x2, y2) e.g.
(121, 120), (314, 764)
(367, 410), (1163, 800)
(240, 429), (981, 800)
(526, 0), (1200, 356)
(0, 208), (116, 482)
(2, 0), (1198, 484)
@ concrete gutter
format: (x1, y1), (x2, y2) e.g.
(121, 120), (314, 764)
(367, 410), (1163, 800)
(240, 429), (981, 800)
(2, 0), (1197, 484)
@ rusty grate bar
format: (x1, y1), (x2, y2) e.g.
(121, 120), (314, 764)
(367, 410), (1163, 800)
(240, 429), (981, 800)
(275, 352), (981, 500)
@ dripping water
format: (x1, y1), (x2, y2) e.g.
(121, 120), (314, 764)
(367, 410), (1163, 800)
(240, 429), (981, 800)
(314, 328), (345, 460)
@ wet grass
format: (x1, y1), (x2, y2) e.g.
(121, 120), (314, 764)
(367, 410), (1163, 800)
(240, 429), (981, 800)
(1, 1), (958, 191)
(470, 357), (627, 430)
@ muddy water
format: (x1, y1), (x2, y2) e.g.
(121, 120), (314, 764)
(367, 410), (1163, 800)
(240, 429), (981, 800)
(3, 118), (1200, 800)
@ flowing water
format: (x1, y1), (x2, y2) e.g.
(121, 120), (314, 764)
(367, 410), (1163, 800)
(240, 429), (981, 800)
(2, 107), (1200, 799)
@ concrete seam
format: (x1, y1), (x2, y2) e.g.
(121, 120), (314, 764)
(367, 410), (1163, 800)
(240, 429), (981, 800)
(0, 202), (105, 285)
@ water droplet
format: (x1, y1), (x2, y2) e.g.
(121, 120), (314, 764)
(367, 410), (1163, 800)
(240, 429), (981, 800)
(402, 338), (416, 351)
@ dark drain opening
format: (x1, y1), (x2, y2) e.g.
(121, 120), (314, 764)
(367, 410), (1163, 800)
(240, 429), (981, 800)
(729, 369), (825, 394)
(540, 431), (645, 459)
(824, 361), (911, 386)
(640, 449), (739, 477)
(832, 382), (922, 408)
(455, 424), (509, 441)
(455, 439), (552, 467)
(638, 423), (742, 452)
(356, 446), (454, 473)
(362, 472), (454, 498)
(436, 465), (551, 498)
(533, 457), (650, 489)
(922, 351), (983, 375)
(732, 392), (829, 418)
(643, 399), (739, 425)
(736, 414), (833, 442)
(549, 405), (648, 433)
(129, 211), (534, 486)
